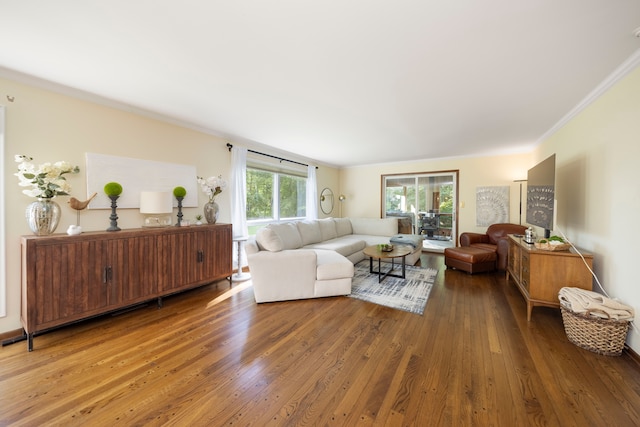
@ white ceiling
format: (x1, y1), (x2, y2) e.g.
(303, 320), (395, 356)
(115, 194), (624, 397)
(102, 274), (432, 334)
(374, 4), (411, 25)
(1, 1), (639, 167)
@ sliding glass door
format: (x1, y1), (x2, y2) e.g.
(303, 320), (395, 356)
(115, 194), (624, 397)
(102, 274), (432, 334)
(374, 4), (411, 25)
(382, 171), (458, 246)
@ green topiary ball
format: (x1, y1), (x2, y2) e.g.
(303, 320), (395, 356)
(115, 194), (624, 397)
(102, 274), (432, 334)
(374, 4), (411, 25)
(173, 186), (187, 198)
(103, 182), (123, 197)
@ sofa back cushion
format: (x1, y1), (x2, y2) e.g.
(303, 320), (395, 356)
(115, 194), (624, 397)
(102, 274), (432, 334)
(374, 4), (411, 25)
(256, 222), (303, 252)
(334, 217), (353, 237)
(350, 217), (398, 236)
(318, 218), (338, 241)
(296, 220), (323, 245)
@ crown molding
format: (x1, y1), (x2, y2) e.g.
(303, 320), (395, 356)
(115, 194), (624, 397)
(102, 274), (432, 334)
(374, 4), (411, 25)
(538, 48), (640, 143)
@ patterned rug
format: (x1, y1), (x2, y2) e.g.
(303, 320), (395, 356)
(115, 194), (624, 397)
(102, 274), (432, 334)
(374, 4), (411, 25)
(349, 261), (438, 315)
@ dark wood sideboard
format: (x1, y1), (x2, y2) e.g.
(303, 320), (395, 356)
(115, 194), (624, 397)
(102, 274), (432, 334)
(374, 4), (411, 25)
(20, 224), (232, 351)
(506, 234), (594, 321)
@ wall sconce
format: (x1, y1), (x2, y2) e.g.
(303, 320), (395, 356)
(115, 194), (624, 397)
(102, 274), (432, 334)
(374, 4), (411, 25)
(140, 191), (173, 227)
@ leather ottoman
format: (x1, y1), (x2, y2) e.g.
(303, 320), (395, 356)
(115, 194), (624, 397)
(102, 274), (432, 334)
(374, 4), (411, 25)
(444, 247), (497, 274)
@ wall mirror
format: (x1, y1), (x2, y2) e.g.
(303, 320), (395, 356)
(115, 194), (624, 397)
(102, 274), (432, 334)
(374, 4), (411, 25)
(320, 187), (334, 214)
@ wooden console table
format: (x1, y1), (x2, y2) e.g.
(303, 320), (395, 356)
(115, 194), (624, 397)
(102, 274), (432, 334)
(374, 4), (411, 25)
(506, 234), (593, 321)
(20, 224), (232, 351)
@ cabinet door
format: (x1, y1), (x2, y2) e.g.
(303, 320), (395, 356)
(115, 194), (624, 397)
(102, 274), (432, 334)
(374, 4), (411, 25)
(508, 239), (520, 280)
(208, 225), (232, 279)
(157, 230), (207, 292)
(28, 240), (108, 330)
(107, 235), (157, 306)
(157, 226), (232, 293)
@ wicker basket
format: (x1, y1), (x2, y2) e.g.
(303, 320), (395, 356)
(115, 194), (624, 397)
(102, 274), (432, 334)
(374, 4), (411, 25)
(534, 241), (571, 251)
(560, 306), (629, 356)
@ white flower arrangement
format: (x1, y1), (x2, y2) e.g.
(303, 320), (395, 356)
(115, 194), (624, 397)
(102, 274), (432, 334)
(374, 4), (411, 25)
(197, 175), (227, 202)
(15, 155), (80, 199)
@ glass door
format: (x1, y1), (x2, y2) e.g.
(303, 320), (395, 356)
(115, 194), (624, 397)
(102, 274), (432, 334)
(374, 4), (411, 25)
(382, 171), (458, 249)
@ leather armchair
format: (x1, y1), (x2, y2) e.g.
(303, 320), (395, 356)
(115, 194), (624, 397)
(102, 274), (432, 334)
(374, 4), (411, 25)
(459, 223), (527, 271)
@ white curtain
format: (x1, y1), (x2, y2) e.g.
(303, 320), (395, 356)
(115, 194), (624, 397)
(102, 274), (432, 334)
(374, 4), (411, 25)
(306, 164), (318, 220)
(230, 146), (248, 239)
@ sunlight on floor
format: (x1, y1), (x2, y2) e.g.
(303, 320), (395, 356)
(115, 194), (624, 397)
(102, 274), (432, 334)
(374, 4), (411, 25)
(206, 280), (253, 308)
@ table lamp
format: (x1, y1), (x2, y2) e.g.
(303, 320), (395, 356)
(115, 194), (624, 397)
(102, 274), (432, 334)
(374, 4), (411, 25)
(140, 191), (173, 227)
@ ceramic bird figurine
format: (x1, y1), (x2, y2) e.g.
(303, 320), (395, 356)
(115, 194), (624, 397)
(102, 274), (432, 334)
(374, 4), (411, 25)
(68, 192), (97, 211)
(68, 192), (97, 231)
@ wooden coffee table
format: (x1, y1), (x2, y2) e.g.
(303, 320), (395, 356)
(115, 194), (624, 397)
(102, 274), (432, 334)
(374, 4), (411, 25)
(362, 244), (413, 283)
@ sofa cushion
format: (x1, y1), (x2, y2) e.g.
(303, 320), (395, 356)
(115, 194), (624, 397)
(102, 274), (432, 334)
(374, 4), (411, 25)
(255, 227), (282, 252)
(296, 220), (323, 245)
(318, 218), (338, 241)
(471, 243), (498, 253)
(315, 250), (354, 281)
(272, 222), (303, 249)
(334, 217), (353, 237)
(256, 223), (302, 252)
(350, 217), (398, 236)
(306, 236), (367, 257)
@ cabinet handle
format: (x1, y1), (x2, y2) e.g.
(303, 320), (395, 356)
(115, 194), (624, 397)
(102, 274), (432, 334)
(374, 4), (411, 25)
(103, 266), (113, 283)
(197, 250), (204, 263)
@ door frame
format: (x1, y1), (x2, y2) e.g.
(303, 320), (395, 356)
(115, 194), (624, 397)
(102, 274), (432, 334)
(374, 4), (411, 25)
(381, 169), (459, 244)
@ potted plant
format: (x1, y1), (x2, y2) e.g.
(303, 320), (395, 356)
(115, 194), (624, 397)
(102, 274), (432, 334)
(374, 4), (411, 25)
(104, 182), (123, 231)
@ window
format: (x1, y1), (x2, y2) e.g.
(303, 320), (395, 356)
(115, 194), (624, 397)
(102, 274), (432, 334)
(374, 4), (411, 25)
(246, 166), (307, 234)
(382, 171), (458, 245)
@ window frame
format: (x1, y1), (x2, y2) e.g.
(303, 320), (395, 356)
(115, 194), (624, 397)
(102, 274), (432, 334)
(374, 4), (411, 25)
(246, 163), (308, 233)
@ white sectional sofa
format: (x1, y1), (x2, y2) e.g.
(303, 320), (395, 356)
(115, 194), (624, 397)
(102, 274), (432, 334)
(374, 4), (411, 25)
(245, 217), (423, 303)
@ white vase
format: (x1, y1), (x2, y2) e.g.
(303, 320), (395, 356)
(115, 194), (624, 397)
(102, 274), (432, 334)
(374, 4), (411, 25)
(26, 198), (61, 235)
(204, 201), (219, 224)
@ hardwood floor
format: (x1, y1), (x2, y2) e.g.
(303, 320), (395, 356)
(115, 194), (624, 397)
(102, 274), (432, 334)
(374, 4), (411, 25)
(1, 253), (640, 426)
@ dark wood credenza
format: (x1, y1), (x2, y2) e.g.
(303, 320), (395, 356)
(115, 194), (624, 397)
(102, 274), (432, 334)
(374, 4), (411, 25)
(20, 224), (232, 351)
(506, 234), (593, 321)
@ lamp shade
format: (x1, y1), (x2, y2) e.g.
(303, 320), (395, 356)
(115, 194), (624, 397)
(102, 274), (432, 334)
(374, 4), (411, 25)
(139, 191), (173, 214)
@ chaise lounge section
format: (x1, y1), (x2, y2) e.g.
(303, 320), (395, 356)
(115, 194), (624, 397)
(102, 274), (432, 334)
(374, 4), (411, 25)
(245, 217), (423, 303)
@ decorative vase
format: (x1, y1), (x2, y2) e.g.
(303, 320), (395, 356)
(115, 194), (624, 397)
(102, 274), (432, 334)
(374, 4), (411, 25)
(204, 200), (219, 224)
(26, 198), (61, 235)
(107, 195), (121, 232)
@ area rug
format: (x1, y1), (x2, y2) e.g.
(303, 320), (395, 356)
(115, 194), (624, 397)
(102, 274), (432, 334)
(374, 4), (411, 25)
(349, 261), (437, 315)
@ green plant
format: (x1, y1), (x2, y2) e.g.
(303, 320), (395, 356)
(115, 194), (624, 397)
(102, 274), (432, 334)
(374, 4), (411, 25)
(103, 182), (123, 197)
(195, 214), (203, 221)
(173, 186), (187, 198)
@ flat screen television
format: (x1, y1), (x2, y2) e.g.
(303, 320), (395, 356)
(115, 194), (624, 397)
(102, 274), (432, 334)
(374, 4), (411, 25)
(526, 154), (556, 238)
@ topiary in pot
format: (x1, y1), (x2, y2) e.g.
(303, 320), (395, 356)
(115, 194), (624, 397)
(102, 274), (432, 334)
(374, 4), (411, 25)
(173, 186), (187, 226)
(104, 182), (122, 231)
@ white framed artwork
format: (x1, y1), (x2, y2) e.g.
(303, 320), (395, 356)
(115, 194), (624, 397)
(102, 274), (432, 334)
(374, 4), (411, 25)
(476, 186), (509, 226)
(85, 153), (198, 209)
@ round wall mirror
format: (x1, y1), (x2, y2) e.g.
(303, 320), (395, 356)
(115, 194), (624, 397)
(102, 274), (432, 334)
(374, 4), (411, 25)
(320, 188), (334, 215)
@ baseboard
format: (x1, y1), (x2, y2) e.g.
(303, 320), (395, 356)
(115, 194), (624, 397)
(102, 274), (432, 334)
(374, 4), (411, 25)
(0, 328), (25, 346)
(625, 345), (640, 366)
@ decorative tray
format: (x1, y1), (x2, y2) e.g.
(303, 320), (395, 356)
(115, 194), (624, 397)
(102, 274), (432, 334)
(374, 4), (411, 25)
(534, 241), (571, 251)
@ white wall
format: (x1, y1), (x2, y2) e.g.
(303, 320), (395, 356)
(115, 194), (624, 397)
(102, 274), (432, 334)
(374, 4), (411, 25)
(339, 66), (640, 354)
(0, 76), (339, 335)
(535, 66), (640, 352)
(339, 152), (532, 240)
